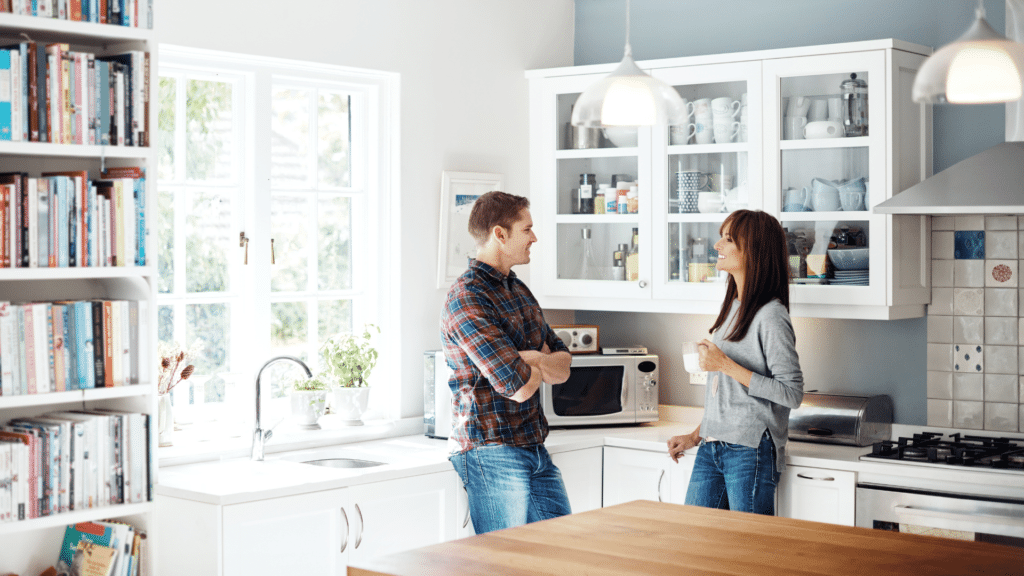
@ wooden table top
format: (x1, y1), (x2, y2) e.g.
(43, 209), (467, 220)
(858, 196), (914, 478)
(348, 500), (1023, 576)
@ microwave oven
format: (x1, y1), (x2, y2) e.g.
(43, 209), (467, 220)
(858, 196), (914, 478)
(424, 351), (658, 439)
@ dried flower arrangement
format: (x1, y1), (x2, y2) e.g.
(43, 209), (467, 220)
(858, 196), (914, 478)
(158, 339), (204, 396)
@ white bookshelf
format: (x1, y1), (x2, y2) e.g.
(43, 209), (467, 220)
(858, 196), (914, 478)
(0, 8), (158, 576)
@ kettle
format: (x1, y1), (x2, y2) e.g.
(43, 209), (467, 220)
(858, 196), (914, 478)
(840, 73), (868, 137)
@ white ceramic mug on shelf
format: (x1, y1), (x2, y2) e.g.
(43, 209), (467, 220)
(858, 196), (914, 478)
(809, 99), (828, 122)
(787, 96), (810, 117)
(784, 116), (807, 140)
(713, 120), (740, 144)
(694, 113), (714, 144)
(827, 97), (843, 121)
(671, 123), (697, 145)
(692, 98), (713, 117)
(712, 96), (741, 119)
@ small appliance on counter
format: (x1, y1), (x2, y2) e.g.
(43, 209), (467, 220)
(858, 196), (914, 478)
(423, 350), (454, 439)
(788, 392), (893, 446)
(552, 325), (599, 354)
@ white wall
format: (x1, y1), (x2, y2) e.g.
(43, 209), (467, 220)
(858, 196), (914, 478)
(158, 0), (576, 418)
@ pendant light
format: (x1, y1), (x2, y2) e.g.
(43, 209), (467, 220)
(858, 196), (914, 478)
(913, 0), (1024, 104)
(570, 0), (688, 126)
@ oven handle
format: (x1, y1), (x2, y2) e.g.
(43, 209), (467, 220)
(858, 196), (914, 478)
(894, 505), (1024, 529)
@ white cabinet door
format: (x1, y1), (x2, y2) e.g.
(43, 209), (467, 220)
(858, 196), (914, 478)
(346, 472), (460, 565)
(551, 446), (604, 513)
(777, 465), (856, 526)
(603, 447), (672, 506)
(667, 450), (696, 505)
(223, 488), (349, 576)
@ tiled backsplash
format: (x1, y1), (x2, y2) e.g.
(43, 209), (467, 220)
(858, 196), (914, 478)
(927, 215), (1024, 432)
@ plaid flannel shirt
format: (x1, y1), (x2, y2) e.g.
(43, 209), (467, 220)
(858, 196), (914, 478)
(441, 260), (569, 454)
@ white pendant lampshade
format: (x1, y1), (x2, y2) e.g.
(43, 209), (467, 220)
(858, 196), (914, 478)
(570, 0), (689, 127)
(913, 1), (1024, 104)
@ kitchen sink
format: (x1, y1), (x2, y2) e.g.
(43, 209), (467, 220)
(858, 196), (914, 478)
(302, 458), (386, 469)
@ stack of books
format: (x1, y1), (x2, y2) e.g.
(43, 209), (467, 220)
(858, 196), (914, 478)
(0, 0), (154, 28)
(57, 520), (149, 576)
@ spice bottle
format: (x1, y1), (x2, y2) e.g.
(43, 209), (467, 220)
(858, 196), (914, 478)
(627, 185), (639, 214)
(626, 228), (640, 282)
(617, 189), (629, 214)
(595, 184), (610, 215)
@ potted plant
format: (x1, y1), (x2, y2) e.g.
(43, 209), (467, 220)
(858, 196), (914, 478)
(290, 373), (330, 430)
(320, 324), (380, 425)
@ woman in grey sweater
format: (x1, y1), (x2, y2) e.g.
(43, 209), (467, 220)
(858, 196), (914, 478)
(667, 210), (804, 515)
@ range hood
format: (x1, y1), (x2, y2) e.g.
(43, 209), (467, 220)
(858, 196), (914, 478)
(874, 142), (1024, 215)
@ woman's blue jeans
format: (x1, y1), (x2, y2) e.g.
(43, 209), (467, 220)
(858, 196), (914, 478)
(684, 430), (780, 515)
(450, 444), (571, 534)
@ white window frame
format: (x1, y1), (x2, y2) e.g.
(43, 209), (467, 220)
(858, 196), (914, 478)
(158, 45), (400, 460)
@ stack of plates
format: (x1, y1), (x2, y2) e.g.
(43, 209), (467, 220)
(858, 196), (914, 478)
(831, 270), (869, 285)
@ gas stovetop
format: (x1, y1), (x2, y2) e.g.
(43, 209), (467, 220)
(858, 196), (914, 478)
(859, 431), (1024, 473)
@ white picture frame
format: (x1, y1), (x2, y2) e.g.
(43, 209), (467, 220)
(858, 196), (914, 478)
(437, 171), (505, 288)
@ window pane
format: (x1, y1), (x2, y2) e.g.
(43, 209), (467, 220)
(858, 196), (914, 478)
(185, 80), (235, 181)
(158, 77), (176, 181)
(270, 301), (309, 399)
(157, 188), (174, 293)
(318, 92), (350, 189)
(318, 195), (352, 291)
(186, 188), (232, 293)
(158, 305), (173, 346)
(318, 299), (352, 343)
(187, 303), (230, 375)
(271, 88), (311, 187)
(271, 193), (312, 292)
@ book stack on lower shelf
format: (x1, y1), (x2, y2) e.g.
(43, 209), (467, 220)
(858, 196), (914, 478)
(57, 519), (148, 576)
(0, 408), (150, 523)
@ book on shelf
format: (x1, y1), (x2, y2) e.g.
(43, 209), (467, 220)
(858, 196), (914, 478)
(0, 0), (153, 28)
(58, 521), (115, 566)
(73, 540), (118, 576)
(0, 426), (39, 519)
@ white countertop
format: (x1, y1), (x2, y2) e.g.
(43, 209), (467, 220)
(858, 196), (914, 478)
(156, 406), (1024, 506)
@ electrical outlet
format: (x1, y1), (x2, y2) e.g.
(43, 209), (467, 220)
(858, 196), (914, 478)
(689, 371), (707, 385)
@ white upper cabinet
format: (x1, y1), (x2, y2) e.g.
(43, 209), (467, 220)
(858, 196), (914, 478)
(526, 39), (933, 320)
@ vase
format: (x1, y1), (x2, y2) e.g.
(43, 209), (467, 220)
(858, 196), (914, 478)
(291, 390), (328, 430)
(332, 387), (370, 426)
(158, 394), (174, 447)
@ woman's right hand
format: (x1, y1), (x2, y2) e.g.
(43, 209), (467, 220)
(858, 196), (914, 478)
(667, 431), (700, 463)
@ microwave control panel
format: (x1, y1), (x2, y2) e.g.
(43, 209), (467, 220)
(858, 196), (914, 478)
(637, 358), (659, 418)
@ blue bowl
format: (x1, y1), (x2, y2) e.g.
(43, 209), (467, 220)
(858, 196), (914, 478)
(827, 248), (869, 271)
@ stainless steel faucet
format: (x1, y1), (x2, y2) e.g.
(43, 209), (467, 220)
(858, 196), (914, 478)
(252, 355), (312, 461)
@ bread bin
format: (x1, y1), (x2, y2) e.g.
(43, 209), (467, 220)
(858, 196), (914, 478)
(788, 392), (893, 446)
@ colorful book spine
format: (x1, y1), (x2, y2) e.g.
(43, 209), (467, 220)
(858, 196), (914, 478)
(52, 302), (66, 392)
(32, 303), (51, 392)
(91, 300), (106, 388)
(0, 50), (12, 141)
(0, 302), (15, 396)
(73, 301), (94, 389)
(23, 303), (37, 394)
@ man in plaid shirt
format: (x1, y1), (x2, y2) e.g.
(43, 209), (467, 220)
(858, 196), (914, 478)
(441, 191), (573, 534)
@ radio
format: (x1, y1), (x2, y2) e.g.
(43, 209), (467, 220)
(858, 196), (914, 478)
(552, 325), (599, 354)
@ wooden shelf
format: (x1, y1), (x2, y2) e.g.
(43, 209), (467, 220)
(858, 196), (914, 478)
(0, 502), (152, 535)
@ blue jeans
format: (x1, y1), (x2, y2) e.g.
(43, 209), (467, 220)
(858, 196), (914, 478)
(684, 430), (780, 516)
(450, 444), (571, 534)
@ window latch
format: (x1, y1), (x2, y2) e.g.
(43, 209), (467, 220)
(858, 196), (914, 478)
(240, 232), (249, 264)
(271, 239), (276, 265)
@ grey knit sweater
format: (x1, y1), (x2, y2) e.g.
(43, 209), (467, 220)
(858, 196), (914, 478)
(700, 298), (804, 471)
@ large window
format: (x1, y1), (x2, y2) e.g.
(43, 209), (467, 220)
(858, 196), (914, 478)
(157, 47), (396, 452)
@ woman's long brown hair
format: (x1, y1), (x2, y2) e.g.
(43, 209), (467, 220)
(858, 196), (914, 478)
(709, 210), (791, 342)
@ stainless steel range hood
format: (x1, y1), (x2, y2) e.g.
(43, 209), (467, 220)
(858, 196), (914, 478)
(874, 142), (1024, 215)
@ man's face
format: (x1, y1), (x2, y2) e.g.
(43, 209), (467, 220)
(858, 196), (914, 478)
(501, 208), (537, 267)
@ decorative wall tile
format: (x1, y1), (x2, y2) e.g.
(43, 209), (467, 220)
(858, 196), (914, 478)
(927, 399), (952, 427)
(953, 288), (984, 316)
(954, 231), (985, 259)
(933, 231), (955, 260)
(932, 260), (954, 288)
(933, 216), (955, 231)
(953, 316), (984, 344)
(984, 402), (1018, 432)
(956, 216), (985, 231)
(930, 288), (955, 315)
(927, 343), (952, 372)
(986, 216), (1017, 231)
(953, 373), (984, 400)
(927, 371), (953, 399)
(985, 231), (1018, 259)
(953, 344), (984, 373)
(985, 260), (1017, 287)
(953, 400), (984, 429)
(984, 288), (1016, 316)
(984, 345), (1016, 374)
(984, 374), (1018, 403)
(927, 315), (952, 343)
(953, 260), (984, 287)
(985, 316), (1016, 345)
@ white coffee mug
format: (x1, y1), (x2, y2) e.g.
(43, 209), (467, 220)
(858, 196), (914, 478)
(694, 113), (714, 144)
(713, 121), (740, 144)
(682, 342), (702, 373)
(827, 97), (843, 121)
(712, 97), (741, 119)
(804, 120), (845, 139)
(787, 96), (810, 117)
(784, 116), (807, 140)
(809, 99), (828, 122)
(670, 123), (697, 145)
(692, 98), (713, 117)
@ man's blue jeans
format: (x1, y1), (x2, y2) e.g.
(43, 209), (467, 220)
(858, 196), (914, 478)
(450, 444), (571, 534)
(683, 429), (780, 515)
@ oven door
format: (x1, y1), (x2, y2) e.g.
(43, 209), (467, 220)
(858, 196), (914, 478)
(541, 360), (636, 426)
(856, 483), (1024, 548)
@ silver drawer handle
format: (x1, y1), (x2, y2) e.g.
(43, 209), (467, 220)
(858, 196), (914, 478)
(657, 470), (665, 502)
(355, 503), (364, 549)
(340, 507), (350, 553)
(797, 473), (835, 482)
(462, 487), (471, 528)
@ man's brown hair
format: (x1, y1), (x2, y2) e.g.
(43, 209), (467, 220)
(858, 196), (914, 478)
(468, 191), (530, 246)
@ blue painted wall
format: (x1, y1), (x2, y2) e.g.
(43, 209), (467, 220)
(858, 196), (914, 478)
(570, 0), (1013, 424)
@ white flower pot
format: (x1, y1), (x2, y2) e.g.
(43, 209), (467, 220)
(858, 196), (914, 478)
(333, 387), (370, 426)
(291, 390), (328, 430)
(158, 394), (174, 447)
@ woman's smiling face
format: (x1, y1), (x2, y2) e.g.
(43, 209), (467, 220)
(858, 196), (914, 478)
(714, 222), (745, 275)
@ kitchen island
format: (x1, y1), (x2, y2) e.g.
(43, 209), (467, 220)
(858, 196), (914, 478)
(348, 500), (1023, 576)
